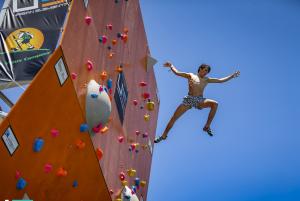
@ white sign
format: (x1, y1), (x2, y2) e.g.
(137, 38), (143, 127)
(13, 0), (39, 13)
(55, 57), (68, 86)
(2, 127), (19, 155)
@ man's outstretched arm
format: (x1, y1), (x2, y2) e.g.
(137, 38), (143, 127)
(164, 62), (191, 79)
(207, 71), (240, 83)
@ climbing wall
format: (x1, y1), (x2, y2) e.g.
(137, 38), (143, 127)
(60, 0), (159, 200)
(0, 47), (111, 201)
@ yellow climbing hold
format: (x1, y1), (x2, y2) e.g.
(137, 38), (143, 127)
(146, 101), (155, 111)
(127, 169), (136, 177)
(144, 114), (150, 121)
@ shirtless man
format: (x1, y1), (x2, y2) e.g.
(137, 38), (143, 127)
(154, 62), (240, 143)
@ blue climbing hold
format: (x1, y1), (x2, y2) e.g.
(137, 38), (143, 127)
(80, 124), (89, 132)
(73, 180), (78, 188)
(91, 93), (98, 98)
(16, 178), (27, 190)
(33, 138), (44, 152)
(135, 177), (140, 186)
(107, 79), (113, 89)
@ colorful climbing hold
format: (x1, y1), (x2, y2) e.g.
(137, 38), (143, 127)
(106, 24), (113, 30)
(109, 88), (112, 94)
(15, 170), (21, 179)
(115, 66), (122, 72)
(96, 148), (103, 160)
(92, 123), (102, 133)
(91, 93), (98, 98)
(108, 52), (114, 59)
(100, 71), (108, 81)
(127, 169), (136, 177)
(16, 178), (27, 190)
(85, 16), (92, 25)
(142, 132), (148, 138)
(123, 27), (129, 34)
(134, 178), (140, 187)
(144, 114), (150, 121)
(117, 32), (122, 38)
(71, 72), (77, 80)
(112, 39), (117, 45)
(133, 99), (138, 106)
(44, 164), (53, 173)
(56, 167), (68, 177)
(119, 172), (126, 181)
(109, 189), (114, 195)
(146, 101), (155, 111)
(86, 60), (93, 71)
(142, 92), (150, 99)
(139, 81), (147, 87)
(107, 79), (113, 89)
(33, 138), (44, 152)
(121, 34), (128, 43)
(80, 124), (89, 132)
(140, 180), (147, 187)
(75, 139), (86, 149)
(99, 35), (108, 44)
(100, 126), (109, 134)
(121, 180), (128, 186)
(135, 130), (140, 136)
(73, 180), (78, 188)
(118, 136), (124, 143)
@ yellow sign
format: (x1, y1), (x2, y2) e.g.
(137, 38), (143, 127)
(5, 28), (44, 52)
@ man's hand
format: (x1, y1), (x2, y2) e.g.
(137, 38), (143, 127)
(233, 71), (240, 78)
(163, 61), (173, 68)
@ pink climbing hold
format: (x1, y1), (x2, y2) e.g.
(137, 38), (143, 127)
(86, 60), (93, 71)
(93, 123), (103, 133)
(51, 129), (59, 137)
(130, 143), (136, 151)
(118, 136), (124, 143)
(101, 35), (108, 44)
(119, 172), (126, 181)
(85, 16), (92, 25)
(133, 99), (138, 106)
(15, 170), (21, 179)
(71, 73), (77, 80)
(106, 24), (113, 30)
(99, 86), (103, 92)
(142, 132), (149, 138)
(135, 130), (140, 136)
(44, 164), (53, 173)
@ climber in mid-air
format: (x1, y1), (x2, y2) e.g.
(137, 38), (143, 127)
(154, 62), (240, 143)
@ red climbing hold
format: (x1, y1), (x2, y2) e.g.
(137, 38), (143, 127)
(96, 148), (103, 160)
(139, 81), (147, 87)
(71, 73), (77, 80)
(86, 60), (93, 71)
(106, 24), (113, 30)
(85, 16), (92, 25)
(133, 99), (138, 106)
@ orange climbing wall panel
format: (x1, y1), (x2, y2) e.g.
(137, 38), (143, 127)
(0, 47), (111, 201)
(60, 0), (159, 200)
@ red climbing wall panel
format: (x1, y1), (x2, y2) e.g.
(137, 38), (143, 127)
(60, 0), (159, 200)
(0, 47), (111, 201)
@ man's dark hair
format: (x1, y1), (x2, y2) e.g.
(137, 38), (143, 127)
(198, 64), (211, 73)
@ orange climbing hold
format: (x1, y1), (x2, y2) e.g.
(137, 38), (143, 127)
(56, 167), (68, 177)
(100, 126), (109, 134)
(76, 139), (86, 149)
(100, 71), (108, 81)
(112, 39), (117, 45)
(96, 148), (103, 160)
(108, 52), (114, 59)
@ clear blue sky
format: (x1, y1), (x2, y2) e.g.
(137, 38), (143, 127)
(140, 0), (300, 201)
(1, 1), (300, 201)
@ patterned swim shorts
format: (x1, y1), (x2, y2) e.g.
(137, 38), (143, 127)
(182, 95), (206, 109)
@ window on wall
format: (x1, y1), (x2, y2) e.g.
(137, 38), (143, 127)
(114, 72), (128, 124)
